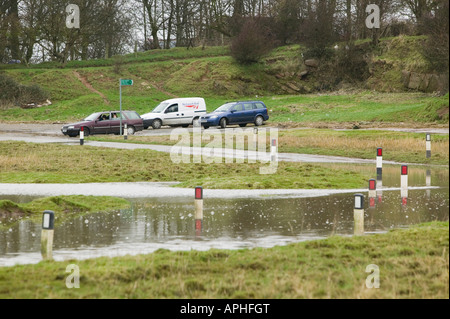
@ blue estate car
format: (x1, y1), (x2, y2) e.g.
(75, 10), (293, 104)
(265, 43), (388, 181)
(200, 101), (269, 129)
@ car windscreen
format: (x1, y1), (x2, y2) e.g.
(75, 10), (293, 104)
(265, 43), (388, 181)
(84, 113), (102, 121)
(152, 103), (169, 113)
(214, 103), (236, 113)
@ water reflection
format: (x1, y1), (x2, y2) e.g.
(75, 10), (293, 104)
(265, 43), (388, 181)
(0, 165), (448, 267)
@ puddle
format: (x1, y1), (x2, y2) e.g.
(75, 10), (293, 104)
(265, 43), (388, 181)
(0, 164), (448, 267)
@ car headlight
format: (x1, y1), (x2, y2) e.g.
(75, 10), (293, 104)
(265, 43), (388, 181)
(210, 116), (218, 119)
(68, 126), (75, 130)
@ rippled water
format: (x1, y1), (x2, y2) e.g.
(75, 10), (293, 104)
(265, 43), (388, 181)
(0, 166), (448, 267)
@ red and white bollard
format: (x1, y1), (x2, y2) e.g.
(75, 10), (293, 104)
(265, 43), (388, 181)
(195, 187), (203, 235)
(369, 179), (376, 208)
(80, 127), (84, 146)
(401, 165), (408, 206)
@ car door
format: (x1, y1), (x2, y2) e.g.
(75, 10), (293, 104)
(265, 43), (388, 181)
(109, 112), (122, 134)
(93, 112), (111, 134)
(163, 104), (179, 125)
(228, 104), (245, 124)
(242, 103), (256, 122)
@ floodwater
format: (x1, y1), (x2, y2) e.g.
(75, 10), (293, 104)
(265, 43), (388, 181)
(0, 165), (448, 267)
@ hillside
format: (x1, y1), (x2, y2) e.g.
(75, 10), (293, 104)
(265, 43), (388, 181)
(0, 36), (448, 125)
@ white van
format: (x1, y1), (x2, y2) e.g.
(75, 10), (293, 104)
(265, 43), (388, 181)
(142, 98), (207, 129)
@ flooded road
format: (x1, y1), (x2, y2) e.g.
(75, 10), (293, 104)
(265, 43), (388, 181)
(0, 166), (448, 267)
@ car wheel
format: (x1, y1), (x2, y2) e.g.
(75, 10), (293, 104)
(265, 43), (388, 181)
(82, 127), (90, 137)
(220, 118), (227, 129)
(152, 119), (162, 130)
(255, 116), (264, 127)
(239, 124), (247, 127)
(203, 126), (209, 129)
(127, 125), (136, 135)
(68, 133), (77, 138)
(193, 117), (201, 128)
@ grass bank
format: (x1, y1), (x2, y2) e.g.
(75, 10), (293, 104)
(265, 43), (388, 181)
(0, 141), (371, 189)
(0, 222), (447, 299)
(0, 196), (130, 227)
(93, 128), (450, 166)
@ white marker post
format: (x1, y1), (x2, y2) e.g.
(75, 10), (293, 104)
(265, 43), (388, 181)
(401, 165), (408, 206)
(369, 179), (376, 208)
(271, 138), (278, 163)
(426, 134), (431, 159)
(80, 127), (84, 146)
(376, 148), (383, 187)
(426, 169), (432, 199)
(41, 211), (55, 260)
(124, 123), (128, 140)
(195, 187), (203, 235)
(354, 194), (365, 236)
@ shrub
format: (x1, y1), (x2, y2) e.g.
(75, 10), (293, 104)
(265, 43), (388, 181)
(231, 19), (275, 65)
(0, 74), (49, 108)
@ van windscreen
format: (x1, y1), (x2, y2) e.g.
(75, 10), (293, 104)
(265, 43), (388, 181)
(152, 103), (169, 113)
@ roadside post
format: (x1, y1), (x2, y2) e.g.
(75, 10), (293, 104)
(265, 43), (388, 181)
(119, 79), (133, 136)
(426, 134), (431, 159)
(401, 165), (408, 206)
(426, 169), (432, 199)
(376, 148), (383, 188)
(124, 123), (128, 140)
(354, 194), (365, 236)
(369, 179), (376, 208)
(41, 210), (55, 260)
(195, 187), (204, 235)
(80, 127), (84, 146)
(271, 138), (278, 163)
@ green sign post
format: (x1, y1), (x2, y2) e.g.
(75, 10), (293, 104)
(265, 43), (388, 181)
(119, 79), (133, 136)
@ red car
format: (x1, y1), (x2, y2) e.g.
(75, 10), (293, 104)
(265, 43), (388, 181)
(61, 111), (144, 137)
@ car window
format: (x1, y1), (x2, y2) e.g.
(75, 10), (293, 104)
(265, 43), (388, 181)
(244, 103), (253, 111)
(254, 103), (266, 110)
(123, 111), (141, 120)
(233, 104), (244, 112)
(98, 113), (110, 121)
(165, 104), (179, 113)
(111, 112), (121, 120)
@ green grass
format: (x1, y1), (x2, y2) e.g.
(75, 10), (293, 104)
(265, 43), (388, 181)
(0, 221), (447, 299)
(92, 128), (450, 166)
(0, 196), (130, 228)
(1, 37), (448, 125)
(0, 141), (371, 189)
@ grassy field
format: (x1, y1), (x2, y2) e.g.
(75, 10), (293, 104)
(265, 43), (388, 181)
(0, 141), (372, 189)
(92, 128), (450, 166)
(0, 195), (130, 228)
(1, 37), (448, 125)
(0, 221), (447, 299)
